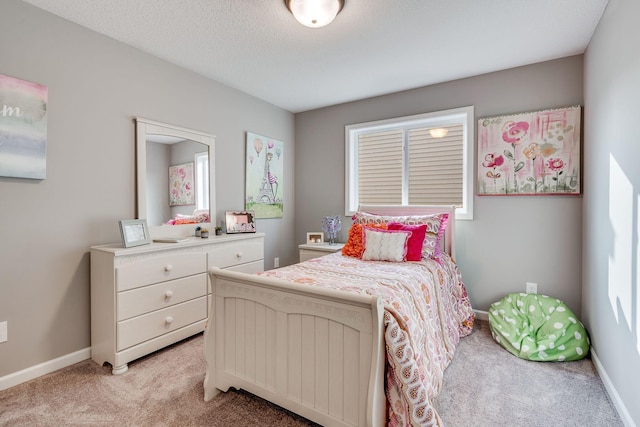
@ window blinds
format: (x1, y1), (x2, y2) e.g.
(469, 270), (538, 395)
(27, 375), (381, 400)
(357, 124), (463, 207)
(357, 130), (403, 205)
(408, 124), (463, 205)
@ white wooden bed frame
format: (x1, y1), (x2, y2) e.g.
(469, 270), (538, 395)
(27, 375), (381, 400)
(203, 205), (456, 427)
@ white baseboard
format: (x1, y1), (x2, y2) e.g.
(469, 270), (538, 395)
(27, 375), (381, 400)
(590, 349), (636, 427)
(0, 347), (91, 391)
(474, 309), (489, 321)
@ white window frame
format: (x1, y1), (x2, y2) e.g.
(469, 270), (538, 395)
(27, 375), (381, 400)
(345, 106), (474, 220)
(195, 151), (209, 211)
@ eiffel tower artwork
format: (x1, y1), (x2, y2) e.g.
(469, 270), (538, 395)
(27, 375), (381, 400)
(245, 132), (284, 218)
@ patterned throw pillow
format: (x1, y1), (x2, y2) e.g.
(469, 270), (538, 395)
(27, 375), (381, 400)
(352, 212), (448, 258)
(342, 223), (387, 258)
(361, 227), (412, 262)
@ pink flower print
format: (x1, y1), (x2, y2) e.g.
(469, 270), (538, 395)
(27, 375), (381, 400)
(482, 153), (504, 193)
(547, 158), (565, 192)
(501, 121), (529, 193)
(547, 158), (564, 171)
(482, 153), (504, 168)
(502, 121), (529, 145)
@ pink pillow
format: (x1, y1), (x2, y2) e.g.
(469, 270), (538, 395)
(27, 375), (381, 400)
(434, 213), (449, 256)
(387, 223), (427, 261)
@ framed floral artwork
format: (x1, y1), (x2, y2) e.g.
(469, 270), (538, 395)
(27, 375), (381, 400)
(477, 106), (581, 196)
(169, 162), (195, 206)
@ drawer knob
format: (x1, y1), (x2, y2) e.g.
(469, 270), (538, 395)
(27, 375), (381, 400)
(165, 316), (174, 325)
(165, 290), (174, 299)
(236, 252), (243, 258)
(164, 264), (173, 272)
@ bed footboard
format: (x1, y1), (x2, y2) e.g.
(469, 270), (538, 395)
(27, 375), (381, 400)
(204, 267), (386, 427)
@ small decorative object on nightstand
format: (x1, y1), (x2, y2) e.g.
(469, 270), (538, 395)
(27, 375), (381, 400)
(298, 242), (345, 262)
(321, 215), (342, 245)
(200, 228), (209, 238)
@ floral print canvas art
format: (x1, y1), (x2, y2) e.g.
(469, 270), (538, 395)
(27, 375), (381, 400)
(168, 162), (195, 206)
(477, 106), (581, 195)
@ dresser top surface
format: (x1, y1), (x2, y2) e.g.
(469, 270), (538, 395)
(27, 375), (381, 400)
(92, 233), (265, 255)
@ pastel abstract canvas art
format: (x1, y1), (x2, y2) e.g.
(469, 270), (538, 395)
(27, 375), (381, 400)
(169, 162), (195, 206)
(0, 74), (48, 180)
(477, 106), (581, 196)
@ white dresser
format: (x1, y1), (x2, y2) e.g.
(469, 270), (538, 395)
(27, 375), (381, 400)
(91, 233), (264, 374)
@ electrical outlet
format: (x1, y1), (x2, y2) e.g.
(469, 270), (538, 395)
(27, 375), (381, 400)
(274, 257), (279, 268)
(0, 321), (7, 343)
(526, 282), (537, 294)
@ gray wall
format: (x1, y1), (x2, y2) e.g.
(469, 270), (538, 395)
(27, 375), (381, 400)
(583, 0), (640, 424)
(0, 0), (295, 377)
(295, 56), (584, 316)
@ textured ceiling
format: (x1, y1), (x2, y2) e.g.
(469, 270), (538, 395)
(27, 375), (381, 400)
(21, 0), (608, 113)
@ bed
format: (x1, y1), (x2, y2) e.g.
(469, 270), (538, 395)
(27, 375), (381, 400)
(203, 205), (474, 426)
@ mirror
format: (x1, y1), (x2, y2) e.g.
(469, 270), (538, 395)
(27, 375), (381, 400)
(135, 118), (215, 238)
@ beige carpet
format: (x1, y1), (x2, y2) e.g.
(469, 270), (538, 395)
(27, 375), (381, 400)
(0, 320), (622, 426)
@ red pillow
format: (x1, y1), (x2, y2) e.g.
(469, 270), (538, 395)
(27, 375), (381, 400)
(387, 222), (427, 261)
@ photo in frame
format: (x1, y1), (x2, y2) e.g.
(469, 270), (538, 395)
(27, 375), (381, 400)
(118, 219), (151, 248)
(477, 106), (581, 196)
(225, 211), (256, 233)
(245, 132), (284, 219)
(169, 162), (195, 206)
(306, 232), (324, 244)
(0, 74), (48, 179)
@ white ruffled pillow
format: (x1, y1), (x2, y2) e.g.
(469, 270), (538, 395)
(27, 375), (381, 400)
(361, 227), (412, 262)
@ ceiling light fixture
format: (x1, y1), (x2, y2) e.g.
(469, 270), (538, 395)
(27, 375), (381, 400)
(285, 0), (345, 28)
(429, 128), (449, 138)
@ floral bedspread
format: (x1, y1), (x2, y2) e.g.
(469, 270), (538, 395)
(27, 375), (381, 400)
(258, 252), (475, 426)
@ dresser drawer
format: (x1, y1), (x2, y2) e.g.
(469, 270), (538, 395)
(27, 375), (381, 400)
(207, 238), (264, 269)
(117, 297), (207, 351)
(117, 273), (207, 321)
(116, 252), (206, 291)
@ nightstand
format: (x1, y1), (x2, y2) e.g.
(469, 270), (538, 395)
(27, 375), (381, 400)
(298, 242), (345, 262)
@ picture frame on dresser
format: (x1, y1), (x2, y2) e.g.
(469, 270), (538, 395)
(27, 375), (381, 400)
(225, 211), (256, 233)
(306, 232), (324, 244)
(118, 219), (151, 248)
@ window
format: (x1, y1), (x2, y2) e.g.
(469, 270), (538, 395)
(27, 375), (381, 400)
(345, 106), (474, 219)
(195, 151), (209, 210)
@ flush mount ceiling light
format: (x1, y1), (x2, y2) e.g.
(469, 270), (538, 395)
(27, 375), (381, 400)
(285, 0), (345, 28)
(429, 128), (449, 138)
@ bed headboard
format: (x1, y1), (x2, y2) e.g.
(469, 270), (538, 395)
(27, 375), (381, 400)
(357, 205), (456, 259)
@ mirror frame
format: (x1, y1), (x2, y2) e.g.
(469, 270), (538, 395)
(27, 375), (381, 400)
(135, 117), (216, 239)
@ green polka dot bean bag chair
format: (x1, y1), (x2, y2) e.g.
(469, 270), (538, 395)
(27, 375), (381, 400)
(489, 293), (589, 362)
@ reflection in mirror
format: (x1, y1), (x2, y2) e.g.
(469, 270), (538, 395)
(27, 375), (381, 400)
(136, 118), (215, 239)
